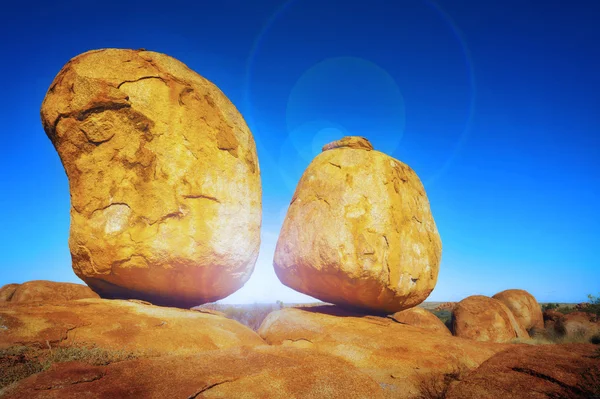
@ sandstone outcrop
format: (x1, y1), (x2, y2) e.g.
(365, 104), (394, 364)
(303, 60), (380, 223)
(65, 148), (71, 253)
(258, 306), (508, 398)
(40, 48), (262, 308)
(390, 307), (451, 336)
(492, 289), (543, 331)
(451, 295), (528, 342)
(0, 346), (385, 399)
(0, 281), (99, 303)
(446, 344), (600, 399)
(0, 298), (264, 354)
(544, 310), (600, 342)
(274, 136), (442, 313)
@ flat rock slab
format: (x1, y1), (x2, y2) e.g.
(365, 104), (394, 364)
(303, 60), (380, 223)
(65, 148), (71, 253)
(258, 306), (510, 398)
(0, 298), (264, 354)
(446, 343), (600, 399)
(0, 281), (99, 303)
(0, 346), (385, 399)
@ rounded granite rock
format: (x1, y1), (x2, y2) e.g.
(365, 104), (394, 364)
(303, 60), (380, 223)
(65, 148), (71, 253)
(451, 295), (529, 343)
(492, 289), (544, 331)
(273, 136), (442, 313)
(40, 49), (262, 307)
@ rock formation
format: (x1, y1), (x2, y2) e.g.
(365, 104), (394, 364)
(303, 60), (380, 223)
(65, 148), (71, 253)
(274, 136), (442, 313)
(40, 49), (262, 307)
(258, 306), (508, 398)
(390, 307), (452, 336)
(451, 295), (529, 342)
(492, 289), (543, 331)
(446, 344), (600, 399)
(0, 298), (264, 354)
(0, 346), (385, 399)
(0, 281), (99, 303)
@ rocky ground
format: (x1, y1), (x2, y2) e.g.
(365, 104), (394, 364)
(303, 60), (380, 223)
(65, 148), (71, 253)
(1, 281), (599, 399)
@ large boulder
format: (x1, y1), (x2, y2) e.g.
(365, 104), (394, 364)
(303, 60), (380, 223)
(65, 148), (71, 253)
(258, 306), (509, 398)
(274, 136), (442, 313)
(40, 48), (262, 308)
(446, 344), (600, 399)
(0, 281), (99, 303)
(451, 295), (529, 342)
(0, 346), (386, 399)
(492, 289), (543, 331)
(0, 298), (264, 354)
(390, 307), (451, 336)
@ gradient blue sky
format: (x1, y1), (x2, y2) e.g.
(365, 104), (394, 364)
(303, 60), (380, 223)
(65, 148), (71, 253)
(0, 0), (598, 303)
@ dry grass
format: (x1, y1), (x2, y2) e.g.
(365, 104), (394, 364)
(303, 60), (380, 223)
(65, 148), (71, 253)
(0, 344), (141, 390)
(414, 367), (466, 399)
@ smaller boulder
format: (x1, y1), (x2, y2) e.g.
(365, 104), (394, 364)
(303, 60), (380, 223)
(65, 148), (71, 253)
(390, 307), (451, 336)
(0, 281), (99, 304)
(492, 289), (543, 332)
(451, 295), (528, 342)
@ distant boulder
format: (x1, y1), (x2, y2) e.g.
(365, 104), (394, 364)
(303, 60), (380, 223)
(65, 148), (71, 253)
(274, 136), (442, 313)
(0, 280), (98, 303)
(390, 307), (452, 336)
(492, 289), (543, 332)
(451, 295), (528, 342)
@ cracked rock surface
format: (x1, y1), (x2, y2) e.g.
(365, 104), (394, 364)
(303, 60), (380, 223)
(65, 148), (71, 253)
(258, 306), (509, 398)
(0, 346), (385, 399)
(0, 298), (264, 354)
(451, 295), (529, 343)
(40, 49), (261, 307)
(445, 343), (600, 399)
(274, 136), (442, 313)
(492, 289), (544, 331)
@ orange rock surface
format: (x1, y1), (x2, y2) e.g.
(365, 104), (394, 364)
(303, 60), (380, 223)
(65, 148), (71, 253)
(452, 295), (529, 342)
(0, 298), (264, 354)
(390, 307), (451, 336)
(0, 281), (98, 303)
(0, 346), (385, 399)
(446, 344), (600, 399)
(258, 306), (508, 398)
(492, 289), (544, 331)
(40, 48), (262, 308)
(274, 137), (442, 313)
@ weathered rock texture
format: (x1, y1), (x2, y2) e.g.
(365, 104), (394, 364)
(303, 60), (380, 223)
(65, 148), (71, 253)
(0, 346), (385, 399)
(446, 344), (600, 399)
(0, 281), (99, 303)
(274, 137), (442, 313)
(451, 295), (529, 342)
(390, 307), (451, 336)
(0, 284), (20, 302)
(40, 49), (262, 307)
(492, 289), (543, 331)
(0, 298), (264, 354)
(258, 306), (509, 398)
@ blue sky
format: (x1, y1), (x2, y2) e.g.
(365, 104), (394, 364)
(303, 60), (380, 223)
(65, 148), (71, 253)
(0, 0), (598, 303)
